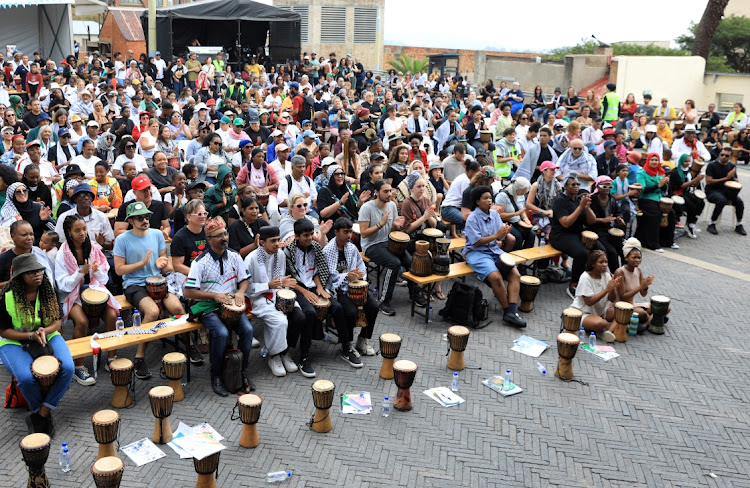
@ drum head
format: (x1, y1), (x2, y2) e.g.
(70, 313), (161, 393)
(92, 409), (119, 424)
(238, 393), (262, 407)
(693, 189), (706, 199)
(608, 228), (624, 237)
(349, 280), (368, 288)
(33, 356), (58, 376)
(20, 433), (50, 450)
(423, 228), (442, 238)
(277, 289), (296, 300)
(149, 386), (174, 398)
(351, 223), (361, 234)
(630, 183), (642, 190)
(659, 197), (673, 205)
(223, 302), (246, 312)
(582, 231), (598, 240)
(380, 333), (401, 343)
(109, 358), (133, 370)
(672, 196), (685, 205)
(146, 275), (166, 285)
(499, 253), (516, 267)
(726, 181), (742, 190)
(393, 359), (417, 372)
(312, 379), (334, 392)
(82, 288), (108, 304)
(652, 295), (670, 303)
(92, 456), (124, 475)
(562, 307), (582, 318)
(615, 301), (633, 311)
(448, 325), (470, 336)
(390, 231), (410, 242)
(520, 275), (541, 286)
(163, 352), (186, 364)
(557, 332), (581, 345)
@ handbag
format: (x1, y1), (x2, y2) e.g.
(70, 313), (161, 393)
(22, 340), (55, 360)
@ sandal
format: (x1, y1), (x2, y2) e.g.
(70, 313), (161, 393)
(432, 290), (446, 300)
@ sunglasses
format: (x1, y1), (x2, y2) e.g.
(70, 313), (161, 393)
(189, 212), (208, 217)
(15, 188), (28, 195)
(572, 147), (584, 150)
(520, 117), (528, 120)
(295, 202), (309, 208)
(333, 172), (345, 177)
(211, 141), (222, 146)
(568, 182), (581, 187)
(132, 215), (149, 222)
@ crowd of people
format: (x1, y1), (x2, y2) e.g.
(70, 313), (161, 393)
(0, 47), (736, 437)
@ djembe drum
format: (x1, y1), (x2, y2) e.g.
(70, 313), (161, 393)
(310, 380), (335, 433)
(387, 231), (410, 256)
(554, 333), (580, 380)
(613, 301), (634, 343)
(648, 295), (671, 335)
(393, 360), (418, 411)
(236, 394), (262, 448)
(581, 230), (599, 250)
(496, 252), (517, 275)
(608, 228), (624, 239)
(689, 159), (705, 179)
(91, 456), (124, 488)
(348, 280), (369, 328)
(20, 433), (50, 488)
(149, 385), (174, 444)
(630, 183), (643, 216)
(446, 326), (470, 371)
(313, 297), (330, 322)
(146, 275), (168, 315)
(162, 352), (186, 402)
(92, 409), (120, 460)
(379, 333), (401, 379)
(409, 240), (433, 277)
(518, 276), (541, 313)
(193, 452), (221, 488)
(82, 288), (109, 328)
(218, 302), (245, 326)
(421, 228), (443, 254)
(561, 307), (583, 334)
(435, 237), (451, 256)
(31, 356), (59, 396)
(725, 181), (742, 204)
(659, 198), (674, 227)
(275, 289), (296, 314)
(109, 358), (133, 408)
(432, 255), (450, 275)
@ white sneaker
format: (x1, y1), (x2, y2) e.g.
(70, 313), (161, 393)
(268, 355), (286, 377)
(252, 338), (261, 348)
(281, 352), (298, 373)
(671, 243), (680, 249)
(654, 248), (664, 253)
(600, 330), (616, 343)
(686, 227), (698, 239)
(356, 337), (375, 356)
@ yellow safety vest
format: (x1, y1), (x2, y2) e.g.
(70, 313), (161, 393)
(0, 291), (60, 348)
(603, 92), (620, 122)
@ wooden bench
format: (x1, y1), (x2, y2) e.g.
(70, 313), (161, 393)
(402, 262), (477, 323)
(115, 295), (132, 311)
(509, 245), (563, 276)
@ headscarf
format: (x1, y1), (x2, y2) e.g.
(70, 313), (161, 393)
(551, 133), (568, 153)
(643, 152), (665, 177)
(535, 172), (561, 210)
(96, 132), (116, 163)
(0, 182), (34, 226)
(405, 170), (421, 190)
(325, 164), (357, 218)
(676, 153), (690, 181)
(622, 237), (642, 258)
(246, 147), (265, 173)
(9, 95), (23, 118)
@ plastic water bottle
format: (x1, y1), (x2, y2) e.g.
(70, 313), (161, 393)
(115, 317), (124, 336)
(266, 470), (291, 483)
(260, 346), (268, 358)
(540, 238), (546, 251)
(536, 362), (546, 375)
(503, 369), (512, 390)
(578, 326), (586, 342)
(59, 442), (70, 472)
(451, 372), (459, 392)
(589, 332), (597, 349)
(132, 310), (141, 328)
(382, 396), (391, 417)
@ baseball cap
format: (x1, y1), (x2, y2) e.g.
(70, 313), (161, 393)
(321, 156), (337, 167)
(57, 128), (70, 137)
(646, 124), (657, 133)
(125, 201), (153, 220)
(206, 99), (216, 106)
(87, 120), (99, 127)
(301, 119), (312, 126)
(131, 174), (152, 191)
(65, 164), (84, 177)
(186, 181), (208, 192)
(288, 81), (300, 90)
(220, 115), (231, 124)
(25, 139), (41, 149)
(233, 117), (245, 126)
(277, 118), (289, 125)
(370, 152), (386, 160)
(270, 129), (283, 137)
(303, 130), (319, 139)
(276, 143), (290, 152)
(603, 140), (617, 149)
(540, 161), (559, 171)
(603, 128), (616, 137)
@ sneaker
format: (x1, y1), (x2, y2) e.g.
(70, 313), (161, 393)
(379, 302), (395, 316)
(74, 366), (96, 386)
(197, 334), (209, 353)
(268, 355), (286, 377)
(566, 286), (576, 300)
(686, 226), (698, 239)
(188, 346), (204, 365)
(502, 312), (527, 328)
(654, 248), (664, 253)
(252, 337), (261, 348)
(395, 276), (407, 287)
(298, 357), (316, 378)
(133, 358), (151, 380)
(601, 330), (616, 343)
(412, 293), (427, 307)
(671, 243), (680, 249)
(736, 225), (747, 236)
(675, 222), (684, 228)
(103, 357), (117, 372)
(341, 347), (363, 368)
(707, 223), (718, 235)
(281, 352), (298, 373)
(356, 337), (375, 356)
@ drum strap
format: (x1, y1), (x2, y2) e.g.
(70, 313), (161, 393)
(230, 402), (240, 422)
(308, 409), (330, 431)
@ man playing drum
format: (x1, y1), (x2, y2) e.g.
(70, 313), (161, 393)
(184, 217), (254, 397)
(244, 226), (306, 378)
(705, 148), (746, 236)
(114, 202), (184, 380)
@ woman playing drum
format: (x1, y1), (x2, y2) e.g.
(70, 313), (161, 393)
(588, 176), (626, 273)
(612, 238), (656, 333)
(495, 177), (534, 250)
(669, 154), (705, 239)
(0, 254), (75, 435)
(635, 153), (676, 251)
(568, 250), (621, 343)
(526, 161), (570, 271)
(56, 215), (120, 385)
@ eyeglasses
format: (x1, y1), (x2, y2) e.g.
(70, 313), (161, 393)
(132, 215), (149, 222)
(26, 270), (44, 277)
(295, 202), (309, 208)
(189, 212), (208, 217)
(333, 172), (345, 177)
(15, 188), (28, 195)
(208, 231), (228, 238)
(5, 114), (14, 118)
(571, 147), (583, 151)
(720, 153), (731, 157)
(125, 145), (136, 149)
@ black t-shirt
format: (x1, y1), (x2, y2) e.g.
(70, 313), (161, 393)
(23, 111), (40, 129)
(336, 249), (347, 274)
(317, 186), (358, 227)
(170, 226), (207, 266)
(588, 195), (620, 234)
(173, 206), (186, 234)
(0, 249), (20, 283)
(534, 146), (553, 182)
(244, 126), (271, 146)
(116, 199), (168, 231)
(384, 166), (407, 189)
(551, 194), (585, 237)
(147, 167), (178, 189)
(705, 161), (736, 193)
(595, 153), (618, 179)
(228, 217), (268, 253)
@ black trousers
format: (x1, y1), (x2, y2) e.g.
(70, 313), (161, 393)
(675, 195), (705, 225)
(636, 199), (675, 249)
(707, 190), (744, 222)
(510, 224), (535, 250)
(550, 231), (606, 284)
(365, 241), (412, 304)
(287, 288), (332, 356)
(594, 230), (624, 273)
(336, 289), (378, 344)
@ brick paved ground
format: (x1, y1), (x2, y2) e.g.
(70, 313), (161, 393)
(2, 176), (750, 487)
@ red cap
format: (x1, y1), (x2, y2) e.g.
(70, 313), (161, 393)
(206, 98), (216, 106)
(138, 111), (150, 118)
(278, 117), (289, 124)
(603, 129), (616, 136)
(131, 174), (152, 191)
(177, 57), (184, 62)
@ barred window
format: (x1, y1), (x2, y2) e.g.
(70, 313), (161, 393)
(320, 6), (346, 44)
(354, 8), (377, 44)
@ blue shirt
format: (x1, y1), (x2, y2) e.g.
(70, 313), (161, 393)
(113, 229), (166, 289)
(463, 207), (504, 257)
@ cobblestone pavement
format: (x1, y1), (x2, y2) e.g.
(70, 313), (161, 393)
(2, 194), (750, 488)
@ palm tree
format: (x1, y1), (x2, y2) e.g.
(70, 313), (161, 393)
(387, 53), (429, 75)
(692, 0), (729, 59)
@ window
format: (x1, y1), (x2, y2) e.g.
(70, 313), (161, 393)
(717, 93), (743, 111)
(354, 7), (377, 44)
(320, 6), (346, 44)
(277, 5), (308, 43)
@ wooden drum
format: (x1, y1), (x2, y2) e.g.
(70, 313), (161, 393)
(689, 159), (704, 179)
(613, 301), (633, 343)
(149, 385), (175, 444)
(561, 307), (583, 334)
(659, 197), (673, 227)
(311, 380), (335, 433)
(348, 280), (369, 328)
(91, 456), (124, 488)
(518, 276), (541, 313)
(496, 252), (517, 275)
(421, 228), (443, 254)
(554, 333), (580, 381)
(193, 451), (221, 488)
(725, 181), (742, 204)
(92, 409), (120, 460)
(109, 358), (133, 408)
(581, 230), (599, 250)
(393, 360), (418, 411)
(432, 255), (450, 276)
(435, 237), (451, 256)
(313, 297), (330, 322)
(446, 326), (470, 371)
(20, 433), (51, 488)
(275, 289), (296, 314)
(608, 228), (624, 239)
(649, 295), (671, 335)
(162, 352), (186, 402)
(409, 240), (433, 277)
(31, 355), (59, 396)
(145, 275), (167, 301)
(387, 231), (410, 256)
(82, 288), (109, 328)
(379, 333), (402, 379)
(237, 394), (262, 448)
(219, 302), (245, 326)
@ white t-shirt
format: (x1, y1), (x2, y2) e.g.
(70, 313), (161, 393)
(571, 271), (611, 318)
(113, 153), (148, 173)
(269, 159), (291, 178)
(138, 131), (157, 159)
(153, 58), (167, 79)
(123, 186), (162, 204)
(70, 154), (102, 178)
(277, 174), (317, 216)
(114, 61), (126, 80)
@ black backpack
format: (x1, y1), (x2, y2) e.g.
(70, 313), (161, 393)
(439, 282), (490, 329)
(222, 349), (244, 394)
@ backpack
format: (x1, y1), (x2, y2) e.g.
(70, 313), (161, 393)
(438, 282), (490, 329)
(4, 377), (26, 408)
(285, 174), (312, 195)
(302, 95), (316, 123)
(222, 349), (244, 394)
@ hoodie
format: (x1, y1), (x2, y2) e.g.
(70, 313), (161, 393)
(203, 163), (236, 218)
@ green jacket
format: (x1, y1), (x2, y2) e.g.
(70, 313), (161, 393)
(203, 164), (237, 218)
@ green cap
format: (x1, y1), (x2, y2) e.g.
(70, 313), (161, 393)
(125, 201), (153, 220)
(233, 117), (245, 126)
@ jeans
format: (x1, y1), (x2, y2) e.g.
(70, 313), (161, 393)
(364, 241), (412, 304)
(533, 107), (546, 122)
(336, 289), (378, 344)
(708, 191), (744, 222)
(549, 231), (605, 284)
(200, 312), (254, 378)
(441, 205), (465, 227)
(0, 335), (74, 413)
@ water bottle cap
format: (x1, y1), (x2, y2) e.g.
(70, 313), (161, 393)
(384, 396), (388, 400)
(590, 331), (595, 335)
(61, 442), (67, 447)
(63, 447), (69, 452)
(542, 370), (546, 374)
(506, 369), (510, 373)
(286, 471), (291, 477)
(117, 317), (122, 321)
(453, 372), (458, 376)
(134, 309), (139, 314)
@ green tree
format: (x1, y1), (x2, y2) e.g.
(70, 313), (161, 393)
(678, 15), (750, 72)
(387, 53), (429, 74)
(546, 38), (689, 60)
